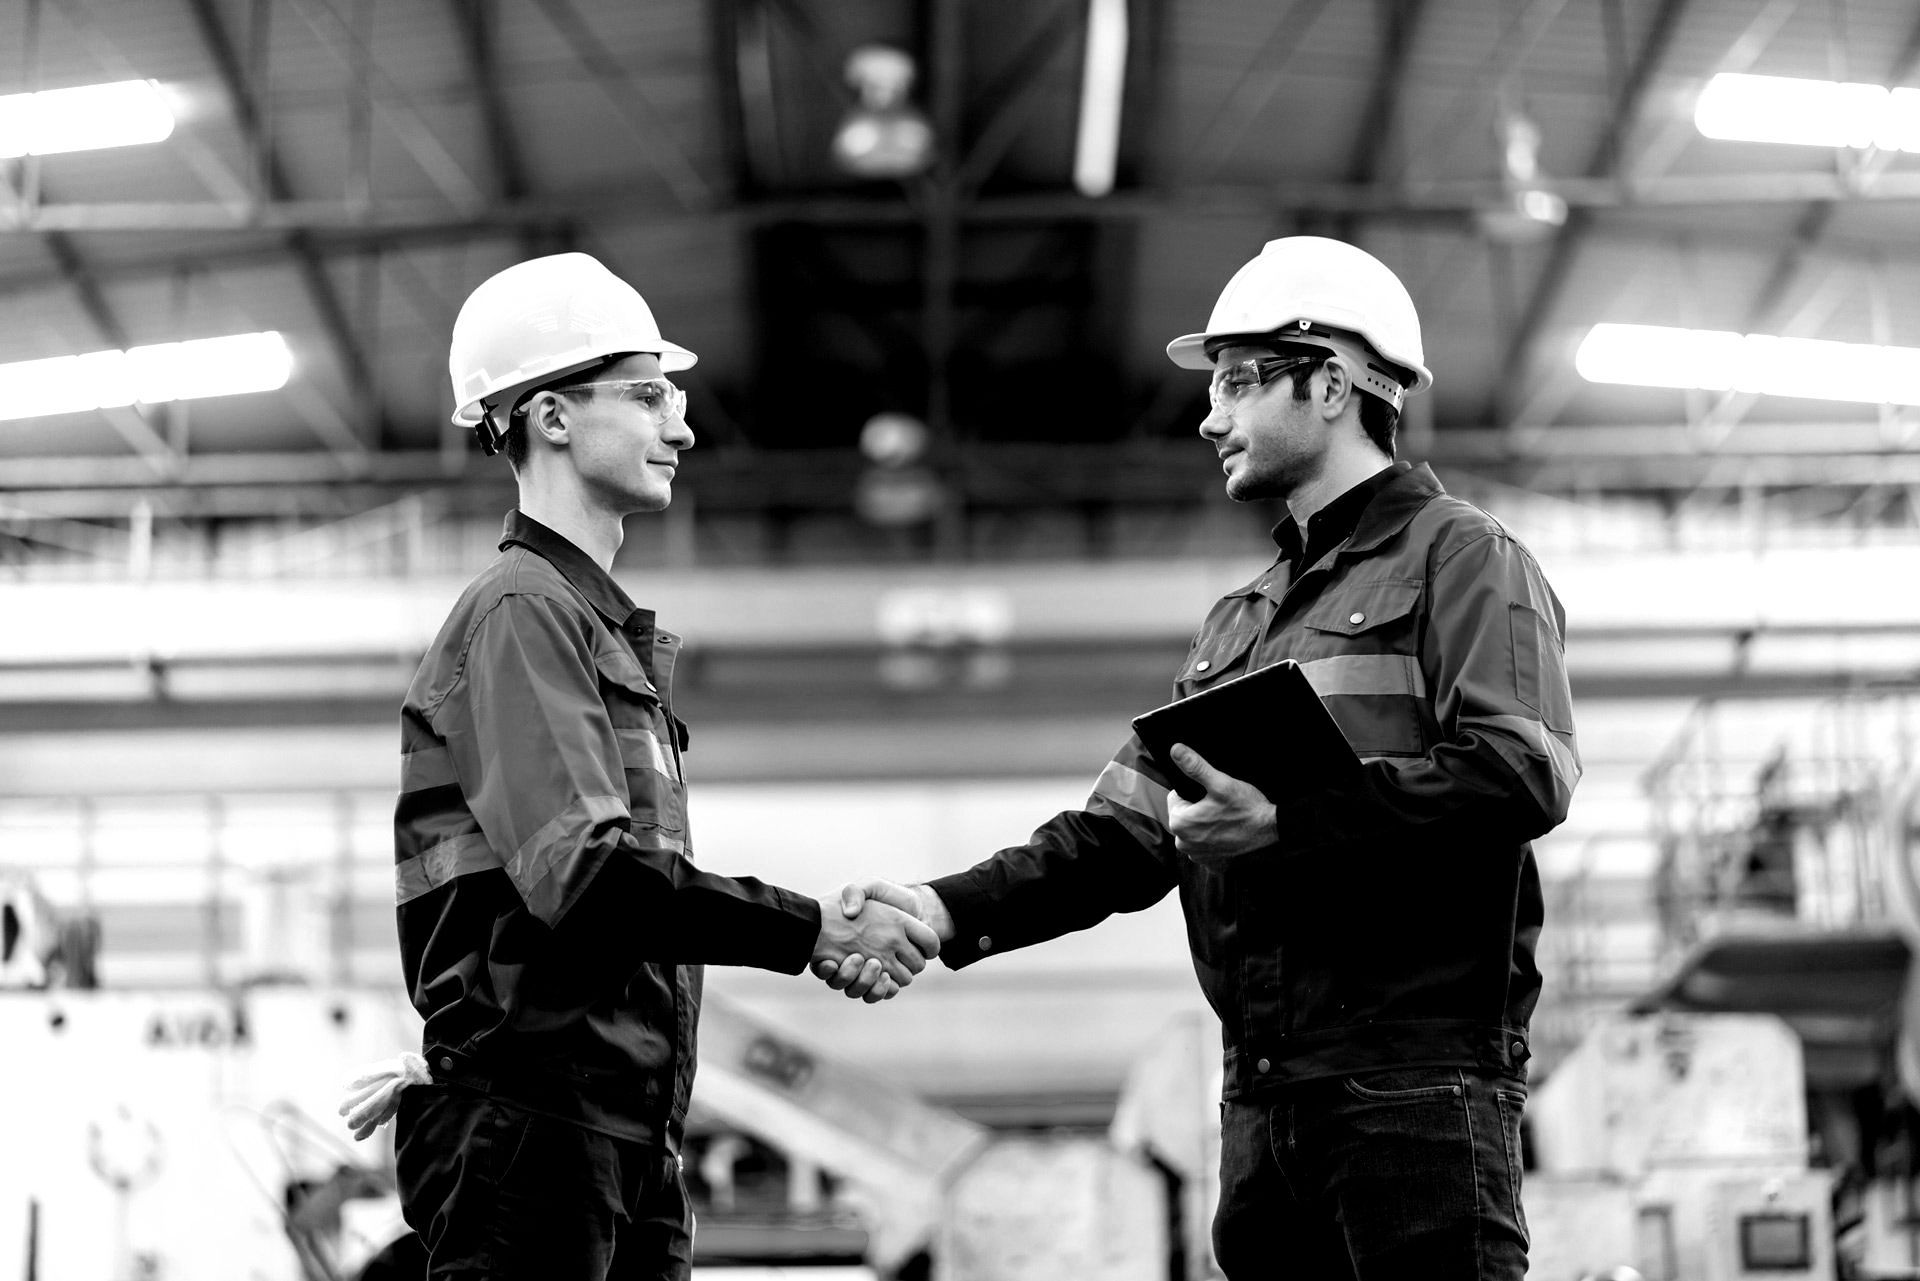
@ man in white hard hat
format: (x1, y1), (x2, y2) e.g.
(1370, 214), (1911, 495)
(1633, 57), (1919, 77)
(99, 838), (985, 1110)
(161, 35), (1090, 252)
(385, 253), (940, 1280)
(829, 237), (1576, 1278)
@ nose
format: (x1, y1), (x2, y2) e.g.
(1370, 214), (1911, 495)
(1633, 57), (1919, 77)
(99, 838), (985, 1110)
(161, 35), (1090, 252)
(665, 409), (695, 450)
(1198, 400), (1230, 440)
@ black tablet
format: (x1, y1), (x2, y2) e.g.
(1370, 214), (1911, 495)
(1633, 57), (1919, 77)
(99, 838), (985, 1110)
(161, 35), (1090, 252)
(1130, 659), (1363, 803)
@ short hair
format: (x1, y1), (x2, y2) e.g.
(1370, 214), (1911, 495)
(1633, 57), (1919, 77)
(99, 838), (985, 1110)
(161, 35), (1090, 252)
(502, 417), (529, 470)
(1360, 394), (1399, 458)
(500, 355), (627, 471)
(1258, 344), (1399, 460)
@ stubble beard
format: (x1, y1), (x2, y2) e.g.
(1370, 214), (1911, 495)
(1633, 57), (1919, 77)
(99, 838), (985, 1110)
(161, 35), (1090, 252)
(1223, 451), (1292, 504)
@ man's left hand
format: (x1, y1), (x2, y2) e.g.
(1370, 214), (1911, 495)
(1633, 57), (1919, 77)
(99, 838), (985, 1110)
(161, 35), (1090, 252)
(1168, 743), (1278, 864)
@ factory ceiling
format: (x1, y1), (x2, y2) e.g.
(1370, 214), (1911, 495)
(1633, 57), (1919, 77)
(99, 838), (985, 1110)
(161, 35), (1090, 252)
(4, 0), (1920, 524)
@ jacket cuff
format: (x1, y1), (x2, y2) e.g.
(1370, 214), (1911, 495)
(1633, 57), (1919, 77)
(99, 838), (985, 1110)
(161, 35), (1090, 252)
(925, 872), (999, 970)
(765, 888), (824, 974)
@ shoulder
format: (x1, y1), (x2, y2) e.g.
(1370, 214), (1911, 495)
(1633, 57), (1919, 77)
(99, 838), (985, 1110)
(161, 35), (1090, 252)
(449, 549), (591, 628)
(1406, 491), (1547, 574)
(410, 550), (596, 712)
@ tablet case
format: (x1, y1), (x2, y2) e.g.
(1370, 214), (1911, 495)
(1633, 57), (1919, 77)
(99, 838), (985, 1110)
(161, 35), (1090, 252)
(1130, 659), (1363, 803)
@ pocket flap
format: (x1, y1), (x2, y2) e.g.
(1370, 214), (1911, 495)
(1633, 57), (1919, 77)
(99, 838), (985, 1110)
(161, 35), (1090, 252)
(1177, 626), (1259, 683)
(1303, 580), (1421, 637)
(592, 649), (658, 697)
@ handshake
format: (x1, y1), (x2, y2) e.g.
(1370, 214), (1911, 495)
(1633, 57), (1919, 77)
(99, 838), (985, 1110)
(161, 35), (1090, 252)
(808, 879), (955, 1004)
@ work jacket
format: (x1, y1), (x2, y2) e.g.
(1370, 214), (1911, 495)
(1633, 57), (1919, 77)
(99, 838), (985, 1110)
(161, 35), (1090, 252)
(928, 465), (1578, 1098)
(394, 512), (820, 1145)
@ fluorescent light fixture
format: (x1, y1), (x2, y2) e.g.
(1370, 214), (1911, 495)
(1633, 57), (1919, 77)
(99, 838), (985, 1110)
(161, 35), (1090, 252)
(0, 79), (175, 158)
(1073, 0), (1129, 197)
(1576, 323), (1920, 406)
(1695, 72), (1920, 151)
(0, 332), (294, 422)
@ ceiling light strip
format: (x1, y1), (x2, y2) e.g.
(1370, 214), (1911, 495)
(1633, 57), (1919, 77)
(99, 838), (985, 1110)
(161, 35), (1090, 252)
(1695, 72), (1920, 150)
(0, 80), (176, 158)
(1576, 323), (1920, 406)
(0, 333), (294, 422)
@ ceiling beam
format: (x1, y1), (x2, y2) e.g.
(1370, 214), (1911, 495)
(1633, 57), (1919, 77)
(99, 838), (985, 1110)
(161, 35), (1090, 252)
(29, 158), (1920, 238)
(7, 425), (1920, 511)
(527, 0), (713, 210)
(447, 0), (530, 203)
(1488, 0), (1695, 427)
(20, 188), (1920, 303)
(1738, 10), (1920, 333)
(180, 0), (385, 454)
(953, 0), (1085, 193)
(1186, 0), (1336, 182)
(37, 231), (177, 472)
(1335, 0), (1428, 241)
(707, 0), (753, 198)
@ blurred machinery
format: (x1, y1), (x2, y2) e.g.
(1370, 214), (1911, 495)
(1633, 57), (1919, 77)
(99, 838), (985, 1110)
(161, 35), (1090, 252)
(1631, 688), (1920, 1278)
(0, 989), (421, 1281)
(0, 868), (99, 991)
(1528, 1012), (1837, 1281)
(2, 984), (1184, 1281)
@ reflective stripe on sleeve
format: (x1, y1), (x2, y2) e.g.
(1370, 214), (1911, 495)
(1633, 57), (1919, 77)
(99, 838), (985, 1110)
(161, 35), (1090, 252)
(1089, 760), (1170, 828)
(395, 832), (499, 904)
(1462, 712), (1582, 794)
(509, 793), (629, 901)
(1298, 653), (1427, 698)
(628, 826), (688, 856)
(400, 745), (458, 793)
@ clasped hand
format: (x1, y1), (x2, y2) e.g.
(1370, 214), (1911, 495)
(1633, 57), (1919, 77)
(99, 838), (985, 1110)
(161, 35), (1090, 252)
(811, 882), (941, 1004)
(1167, 743), (1278, 865)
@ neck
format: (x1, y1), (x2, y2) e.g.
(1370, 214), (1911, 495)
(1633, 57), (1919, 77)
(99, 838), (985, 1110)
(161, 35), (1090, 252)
(1285, 436), (1393, 529)
(516, 471), (624, 571)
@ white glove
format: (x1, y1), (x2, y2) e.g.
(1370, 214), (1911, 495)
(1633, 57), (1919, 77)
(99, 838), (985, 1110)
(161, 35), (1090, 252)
(338, 1051), (433, 1141)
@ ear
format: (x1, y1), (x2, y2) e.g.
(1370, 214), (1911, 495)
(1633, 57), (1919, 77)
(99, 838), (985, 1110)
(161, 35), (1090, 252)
(1318, 357), (1355, 420)
(523, 391), (572, 449)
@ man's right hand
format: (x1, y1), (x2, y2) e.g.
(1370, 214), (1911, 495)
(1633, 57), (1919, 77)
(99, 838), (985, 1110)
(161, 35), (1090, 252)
(812, 880), (956, 999)
(811, 889), (942, 1001)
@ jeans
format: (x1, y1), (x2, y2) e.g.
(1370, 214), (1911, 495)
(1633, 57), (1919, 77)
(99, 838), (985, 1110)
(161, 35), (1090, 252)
(396, 1086), (694, 1281)
(1214, 1067), (1528, 1280)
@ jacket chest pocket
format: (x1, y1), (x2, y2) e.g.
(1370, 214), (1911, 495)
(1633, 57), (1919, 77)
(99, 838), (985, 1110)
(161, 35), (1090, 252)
(1295, 579), (1426, 757)
(592, 649), (686, 834)
(1174, 625), (1261, 696)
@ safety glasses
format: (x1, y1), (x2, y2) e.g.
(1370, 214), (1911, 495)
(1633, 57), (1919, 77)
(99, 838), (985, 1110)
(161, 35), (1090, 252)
(1207, 355), (1323, 413)
(546, 377), (686, 424)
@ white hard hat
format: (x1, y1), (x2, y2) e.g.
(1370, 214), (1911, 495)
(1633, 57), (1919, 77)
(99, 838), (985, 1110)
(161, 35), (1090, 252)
(1166, 236), (1433, 411)
(448, 252), (697, 449)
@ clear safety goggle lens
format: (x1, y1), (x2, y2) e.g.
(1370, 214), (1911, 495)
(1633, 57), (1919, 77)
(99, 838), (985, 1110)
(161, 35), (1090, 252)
(549, 378), (686, 422)
(1207, 356), (1321, 412)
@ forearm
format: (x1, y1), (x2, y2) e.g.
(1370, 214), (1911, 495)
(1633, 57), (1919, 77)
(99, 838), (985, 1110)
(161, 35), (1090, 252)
(927, 809), (1177, 968)
(556, 832), (823, 977)
(1276, 733), (1558, 854)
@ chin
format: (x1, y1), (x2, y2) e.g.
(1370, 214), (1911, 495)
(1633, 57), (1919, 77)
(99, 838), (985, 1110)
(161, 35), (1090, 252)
(1225, 472), (1279, 504)
(626, 486), (673, 514)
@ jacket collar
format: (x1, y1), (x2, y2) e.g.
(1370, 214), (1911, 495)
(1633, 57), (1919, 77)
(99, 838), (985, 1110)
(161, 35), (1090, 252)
(1340, 461), (1445, 555)
(499, 509), (645, 628)
(1270, 462), (1409, 566)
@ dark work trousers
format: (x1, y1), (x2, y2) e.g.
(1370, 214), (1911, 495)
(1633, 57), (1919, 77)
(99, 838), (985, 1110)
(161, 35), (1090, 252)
(1214, 1067), (1529, 1280)
(396, 1086), (693, 1281)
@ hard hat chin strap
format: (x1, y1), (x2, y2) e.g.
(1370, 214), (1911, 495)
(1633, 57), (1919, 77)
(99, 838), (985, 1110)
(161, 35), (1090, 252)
(475, 405), (503, 457)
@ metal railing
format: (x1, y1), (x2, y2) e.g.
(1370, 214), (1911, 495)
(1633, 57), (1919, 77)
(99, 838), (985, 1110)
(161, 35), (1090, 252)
(1644, 689), (1920, 959)
(0, 789), (398, 990)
